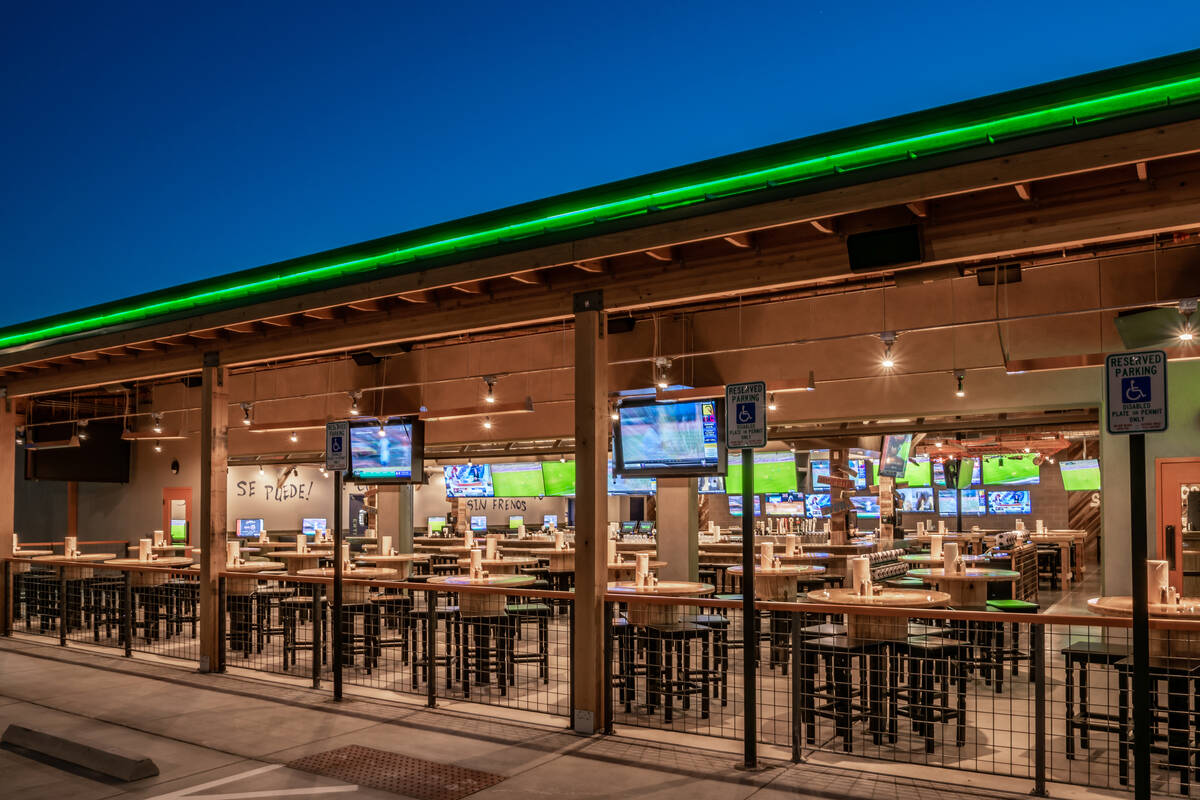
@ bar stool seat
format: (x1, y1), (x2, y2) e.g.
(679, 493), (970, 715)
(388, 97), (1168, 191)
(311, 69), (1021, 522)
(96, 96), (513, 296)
(642, 621), (713, 723)
(505, 602), (552, 684)
(895, 635), (969, 753)
(1061, 638), (1132, 763)
(797, 635), (884, 751)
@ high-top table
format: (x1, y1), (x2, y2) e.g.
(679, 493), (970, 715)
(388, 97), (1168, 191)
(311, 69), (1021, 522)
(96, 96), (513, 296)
(33, 553), (117, 580)
(606, 580), (714, 626)
(104, 557), (193, 586)
(195, 561), (287, 594)
(1088, 595), (1200, 659)
(273, 550), (332, 573)
(355, 553), (429, 580)
(1028, 531), (1086, 583)
(727, 564), (825, 601)
(297, 567), (398, 603)
(899, 553), (993, 567)
(805, 587), (952, 643)
(910, 532), (990, 556)
(545, 549), (576, 573)
(906, 567), (1020, 608)
(10, 550), (52, 573)
(454, 556), (539, 575)
(607, 560), (667, 580)
(426, 573), (534, 617)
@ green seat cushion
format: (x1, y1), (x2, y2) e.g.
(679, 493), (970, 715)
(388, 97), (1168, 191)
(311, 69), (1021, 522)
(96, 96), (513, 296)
(987, 599), (1040, 612)
(505, 603), (552, 614)
(714, 593), (743, 601)
(886, 577), (925, 587)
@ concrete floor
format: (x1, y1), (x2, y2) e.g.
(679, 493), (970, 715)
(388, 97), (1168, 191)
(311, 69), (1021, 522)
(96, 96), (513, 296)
(0, 637), (1117, 800)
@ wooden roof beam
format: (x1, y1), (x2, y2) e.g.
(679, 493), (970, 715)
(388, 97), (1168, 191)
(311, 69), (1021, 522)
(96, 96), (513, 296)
(509, 270), (545, 285)
(397, 289), (434, 304)
(302, 307), (341, 321)
(1137, 161), (1149, 181)
(450, 281), (485, 295)
(810, 218), (838, 235)
(646, 247), (673, 262)
(573, 259), (607, 273)
(722, 233), (752, 249)
(347, 298), (389, 312)
(1015, 182), (1033, 201)
(906, 200), (929, 218)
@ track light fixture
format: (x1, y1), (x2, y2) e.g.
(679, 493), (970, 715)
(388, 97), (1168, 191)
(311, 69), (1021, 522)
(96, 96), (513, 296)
(484, 376), (496, 404)
(349, 391), (361, 415)
(289, 431), (298, 443)
(483, 416), (493, 430)
(653, 357), (672, 390)
(377, 421), (387, 438)
(880, 332), (897, 370)
(954, 370), (966, 398)
(240, 402), (253, 425)
(154, 440), (163, 453)
(15, 428), (24, 446)
(77, 419), (89, 441)
(152, 413), (163, 434)
(767, 393), (777, 411)
(805, 370), (816, 391)
(258, 464), (264, 475)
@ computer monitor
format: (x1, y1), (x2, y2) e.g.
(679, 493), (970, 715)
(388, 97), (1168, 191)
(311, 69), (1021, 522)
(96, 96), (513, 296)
(470, 515), (488, 532)
(637, 520), (654, 533)
(236, 518), (264, 538)
(427, 516), (447, 533)
(508, 515), (524, 529)
(301, 518), (327, 536)
(542, 514), (558, 529)
(620, 521), (637, 532)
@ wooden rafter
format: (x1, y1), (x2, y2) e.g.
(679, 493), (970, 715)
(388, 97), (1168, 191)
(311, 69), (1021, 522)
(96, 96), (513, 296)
(906, 200), (928, 218)
(810, 218), (838, 235)
(1015, 182), (1033, 201)
(722, 233), (752, 249)
(574, 259), (606, 273)
(397, 289), (434, 303)
(646, 247), (673, 262)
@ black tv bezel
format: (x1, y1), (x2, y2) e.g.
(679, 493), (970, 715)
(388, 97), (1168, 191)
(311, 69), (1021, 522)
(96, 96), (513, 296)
(613, 397), (728, 479)
(348, 417), (425, 485)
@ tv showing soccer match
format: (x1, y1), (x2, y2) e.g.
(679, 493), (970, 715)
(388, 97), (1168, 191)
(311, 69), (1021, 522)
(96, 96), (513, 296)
(897, 487), (936, 513)
(981, 454), (1041, 486)
(1060, 459), (1101, 492)
(542, 514), (558, 529)
(938, 489), (987, 516)
(764, 492), (806, 517)
(728, 495), (762, 517)
(850, 496), (880, 518)
(427, 516), (447, 532)
(614, 399), (725, 477)
(607, 460), (656, 495)
(697, 476), (725, 494)
(444, 463), (494, 497)
(805, 493), (831, 518)
(508, 515), (524, 529)
(726, 451), (799, 495)
(470, 515), (489, 532)
(349, 419), (424, 483)
(987, 490), (1032, 515)
(934, 458), (980, 487)
(541, 460), (576, 496)
(878, 433), (913, 478)
(491, 462), (546, 497)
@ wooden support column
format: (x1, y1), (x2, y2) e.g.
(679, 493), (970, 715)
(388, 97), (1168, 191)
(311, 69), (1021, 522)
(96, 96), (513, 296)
(0, 407), (19, 633)
(572, 290), (608, 734)
(198, 352), (228, 672)
(655, 477), (698, 582)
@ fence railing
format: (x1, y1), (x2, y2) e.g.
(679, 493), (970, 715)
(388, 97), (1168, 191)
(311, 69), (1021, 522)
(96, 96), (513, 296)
(5, 555), (1198, 798)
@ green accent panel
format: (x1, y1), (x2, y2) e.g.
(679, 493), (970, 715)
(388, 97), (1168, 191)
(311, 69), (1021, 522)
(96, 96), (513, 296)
(4, 51), (1200, 351)
(986, 598), (1040, 612)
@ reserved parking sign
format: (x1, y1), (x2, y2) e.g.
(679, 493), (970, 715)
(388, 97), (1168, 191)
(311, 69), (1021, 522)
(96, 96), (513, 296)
(1105, 350), (1167, 434)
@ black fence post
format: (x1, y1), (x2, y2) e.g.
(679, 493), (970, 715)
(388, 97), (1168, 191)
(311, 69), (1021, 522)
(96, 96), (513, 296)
(311, 581), (322, 689)
(602, 600), (613, 734)
(426, 589), (437, 708)
(1032, 622), (1047, 797)
(58, 566), (67, 646)
(2, 559), (11, 637)
(122, 570), (133, 657)
(216, 576), (226, 672)
(791, 610), (802, 763)
(569, 599), (576, 725)
(333, 470), (344, 702)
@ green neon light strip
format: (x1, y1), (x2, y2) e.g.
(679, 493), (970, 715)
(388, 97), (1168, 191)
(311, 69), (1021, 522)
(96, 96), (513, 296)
(5, 71), (1200, 350)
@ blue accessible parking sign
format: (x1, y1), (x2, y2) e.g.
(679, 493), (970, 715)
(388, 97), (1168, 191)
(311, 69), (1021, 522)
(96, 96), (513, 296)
(1105, 351), (1167, 434)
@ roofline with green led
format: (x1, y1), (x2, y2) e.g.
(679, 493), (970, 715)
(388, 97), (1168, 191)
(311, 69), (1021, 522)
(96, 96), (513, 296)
(5, 49), (1200, 355)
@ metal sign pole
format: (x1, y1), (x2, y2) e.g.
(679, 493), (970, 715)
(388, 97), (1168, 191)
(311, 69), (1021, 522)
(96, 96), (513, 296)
(1129, 432), (1150, 800)
(740, 446), (756, 769)
(332, 469), (344, 701)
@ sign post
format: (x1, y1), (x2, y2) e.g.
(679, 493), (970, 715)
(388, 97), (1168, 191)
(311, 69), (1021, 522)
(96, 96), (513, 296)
(1105, 349), (1168, 800)
(326, 421), (350, 700)
(726, 381), (766, 770)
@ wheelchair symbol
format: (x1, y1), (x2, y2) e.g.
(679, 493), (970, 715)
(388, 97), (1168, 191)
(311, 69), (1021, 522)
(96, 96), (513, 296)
(736, 402), (756, 425)
(1121, 376), (1151, 404)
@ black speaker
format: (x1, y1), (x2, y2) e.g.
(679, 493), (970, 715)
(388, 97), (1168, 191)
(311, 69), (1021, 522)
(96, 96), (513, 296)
(846, 225), (923, 272)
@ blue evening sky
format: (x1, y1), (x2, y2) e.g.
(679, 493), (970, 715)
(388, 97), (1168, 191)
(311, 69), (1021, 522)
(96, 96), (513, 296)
(2, 1), (1198, 327)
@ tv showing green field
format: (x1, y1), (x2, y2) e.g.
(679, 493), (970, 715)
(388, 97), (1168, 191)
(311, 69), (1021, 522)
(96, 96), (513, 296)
(894, 456), (931, 488)
(981, 454), (1040, 486)
(1060, 459), (1101, 491)
(490, 462), (547, 497)
(725, 451), (798, 494)
(541, 460), (576, 496)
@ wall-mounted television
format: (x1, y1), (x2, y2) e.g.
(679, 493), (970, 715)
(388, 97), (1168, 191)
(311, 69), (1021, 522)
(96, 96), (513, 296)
(850, 496), (880, 518)
(301, 518), (327, 536)
(878, 433), (913, 478)
(811, 459), (868, 491)
(934, 458), (980, 487)
(897, 487), (936, 513)
(444, 464), (494, 497)
(491, 462), (546, 497)
(428, 516), (447, 532)
(349, 419), (423, 483)
(469, 515), (489, 532)
(237, 518), (265, 538)
(987, 490), (1031, 515)
(728, 495), (762, 517)
(541, 460), (576, 496)
(765, 492), (806, 517)
(508, 515), (524, 529)
(542, 514), (558, 528)
(607, 460), (656, 495)
(938, 489), (987, 516)
(697, 476), (725, 494)
(981, 454), (1040, 486)
(1060, 459), (1101, 491)
(613, 398), (726, 477)
(169, 519), (187, 542)
(726, 451), (799, 494)
(805, 493), (831, 518)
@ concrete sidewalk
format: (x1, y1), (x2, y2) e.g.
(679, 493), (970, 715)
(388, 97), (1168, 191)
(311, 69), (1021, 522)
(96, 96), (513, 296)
(0, 637), (1094, 800)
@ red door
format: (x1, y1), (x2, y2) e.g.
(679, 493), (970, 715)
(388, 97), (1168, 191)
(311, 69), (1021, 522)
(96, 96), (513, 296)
(1155, 459), (1200, 590)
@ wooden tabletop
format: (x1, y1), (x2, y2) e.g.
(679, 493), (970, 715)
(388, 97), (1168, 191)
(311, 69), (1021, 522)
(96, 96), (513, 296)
(34, 553), (117, 563)
(190, 561), (286, 572)
(727, 564), (825, 576)
(907, 567), (1020, 581)
(806, 587), (952, 608)
(426, 574), (535, 588)
(607, 580), (714, 597)
(608, 560), (667, 571)
(1088, 595), (1200, 617)
(297, 567), (398, 579)
(900, 553), (992, 565)
(272, 550), (333, 558)
(455, 556), (539, 568)
(12, 550), (53, 558)
(356, 554), (430, 563)
(104, 557), (193, 568)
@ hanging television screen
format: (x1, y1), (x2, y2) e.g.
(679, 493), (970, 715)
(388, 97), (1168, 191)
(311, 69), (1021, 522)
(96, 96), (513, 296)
(987, 490), (1032, 515)
(427, 516), (447, 532)
(469, 515), (489, 531)
(810, 459), (829, 492)
(607, 460), (656, 495)
(491, 462), (546, 497)
(938, 489), (987, 516)
(613, 398), (726, 477)
(981, 454), (1041, 486)
(897, 487), (936, 513)
(508, 515), (524, 529)
(878, 433), (913, 478)
(236, 518), (264, 538)
(25, 420), (131, 483)
(726, 451), (798, 494)
(850, 496), (880, 518)
(1060, 459), (1101, 491)
(697, 476), (725, 494)
(934, 458), (981, 487)
(301, 518), (327, 536)
(728, 495), (762, 517)
(349, 419), (424, 484)
(764, 492), (806, 517)
(444, 463), (494, 497)
(805, 493), (831, 518)
(895, 456), (931, 488)
(541, 460), (576, 496)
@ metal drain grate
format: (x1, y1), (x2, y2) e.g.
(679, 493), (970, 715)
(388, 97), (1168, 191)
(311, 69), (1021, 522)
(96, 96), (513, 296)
(287, 744), (505, 799)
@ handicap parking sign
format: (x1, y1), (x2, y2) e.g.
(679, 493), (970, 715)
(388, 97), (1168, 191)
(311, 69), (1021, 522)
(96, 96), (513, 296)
(325, 421), (350, 470)
(736, 402), (756, 425)
(1121, 376), (1151, 405)
(726, 382), (766, 448)
(1106, 351), (1167, 434)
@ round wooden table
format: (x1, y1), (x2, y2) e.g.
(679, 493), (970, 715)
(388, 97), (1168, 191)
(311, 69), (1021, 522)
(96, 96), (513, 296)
(190, 561), (287, 593)
(606, 580), (714, 626)
(899, 553), (992, 566)
(727, 564), (825, 601)
(273, 551), (332, 573)
(1088, 595), (1200, 659)
(103, 557), (194, 586)
(607, 560), (667, 579)
(775, 551), (833, 565)
(454, 556), (538, 575)
(806, 587), (952, 643)
(33, 553), (117, 580)
(297, 567), (398, 604)
(906, 567), (1020, 608)
(545, 549), (576, 573)
(436, 543), (485, 555)
(911, 532), (990, 555)
(355, 553), (429, 579)
(426, 573), (535, 617)
(10, 550), (53, 573)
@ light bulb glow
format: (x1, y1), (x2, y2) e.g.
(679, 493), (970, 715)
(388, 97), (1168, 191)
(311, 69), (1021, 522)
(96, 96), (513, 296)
(290, 431), (298, 443)
(1181, 331), (1195, 342)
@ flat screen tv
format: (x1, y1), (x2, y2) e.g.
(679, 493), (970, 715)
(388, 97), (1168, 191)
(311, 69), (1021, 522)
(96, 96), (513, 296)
(697, 476), (725, 494)
(169, 519), (187, 543)
(894, 456), (931, 488)
(427, 516), (447, 532)
(613, 398), (725, 477)
(444, 464), (494, 497)
(811, 458), (870, 491)
(765, 492), (806, 517)
(805, 493), (831, 518)
(938, 489), (987, 516)
(981, 454), (1040, 486)
(508, 515), (524, 529)
(542, 514), (558, 528)
(607, 460), (656, 495)
(897, 487), (936, 513)
(637, 521), (654, 532)
(728, 495), (762, 517)
(301, 518), (327, 536)
(878, 433), (913, 478)
(1060, 459), (1101, 491)
(620, 521), (637, 532)
(850, 496), (880, 518)
(987, 490), (1032, 515)
(490, 462), (546, 497)
(934, 458), (980, 487)
(25, 420), (130, 483)
(237, 518), (264, 538)
(541, 460), (576, 496)
(726, 451), (799, 494)
(349, 419), (423, 483)
(469, 515), (489, 532)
